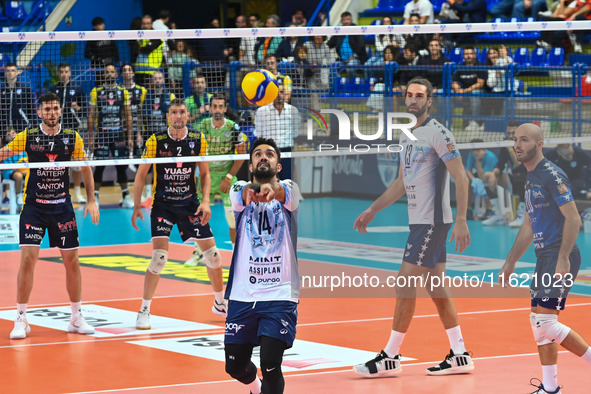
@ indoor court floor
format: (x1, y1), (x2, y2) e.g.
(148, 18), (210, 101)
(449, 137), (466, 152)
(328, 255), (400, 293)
(0, 193), (590, 393)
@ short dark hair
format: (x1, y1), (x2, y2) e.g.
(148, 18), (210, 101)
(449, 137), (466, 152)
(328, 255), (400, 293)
(341, 11), (352, 18)
(470, 138), (484, 143)
(92, 17), (104, 27)
(405, 77), (433, 98)
(249, 13), (260, 20)
(250, 138), (281, 161)
(210, 93), (227, 106)
(169, 98), (187, 108)
(5, 62), (16, 69)
(507, 120), (519, 128)
(409, 13), (421, 20)
(38, 92), (61, 107)
(57, 62), (71, 71)
(264, 53), (277, 61)
(464, 46), (476, 53)
(121, 62), (135, 73)
(159, 9), (171, 20)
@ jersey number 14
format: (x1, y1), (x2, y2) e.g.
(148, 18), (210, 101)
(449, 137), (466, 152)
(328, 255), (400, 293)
(257, 211), (272, 234)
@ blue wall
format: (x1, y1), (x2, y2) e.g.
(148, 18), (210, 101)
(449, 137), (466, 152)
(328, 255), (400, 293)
(54, 0), (143, 31)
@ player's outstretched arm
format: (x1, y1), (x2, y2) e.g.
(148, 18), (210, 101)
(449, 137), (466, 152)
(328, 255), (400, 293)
(80, 166), (99, 224)
(0, 145), (17, 162)
(499, 211), (533, 286)
(131, 163), (150, 230)
(354, 165), (405, 234)
(557, 200), (582, 276)
(445, 156), (471, 252)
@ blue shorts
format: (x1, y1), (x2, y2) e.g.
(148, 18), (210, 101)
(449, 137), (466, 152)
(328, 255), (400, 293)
(403, 223), (452, 269)
(224, 300), (298, 348)
(530, 248), (581, 311)
(19, 203), (79, 249)
(150, 203), (213, 242)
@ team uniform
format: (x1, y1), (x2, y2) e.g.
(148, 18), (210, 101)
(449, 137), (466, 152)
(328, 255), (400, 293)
(143, 89), (174, 136)
(125, 83), (147, 156)
(525, 158), (581, 310)
(142, 128), (213, 242)
(224, 179), (301, 347)
(7, 126), (85, 249)
(399, 117), (460, 268)
(89, 85), (130, 159)
(196, 118), (245, 206)
(49, 82), (86, 131)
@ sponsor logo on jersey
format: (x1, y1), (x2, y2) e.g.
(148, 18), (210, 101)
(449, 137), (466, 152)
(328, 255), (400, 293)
(557, 184), (568, 194)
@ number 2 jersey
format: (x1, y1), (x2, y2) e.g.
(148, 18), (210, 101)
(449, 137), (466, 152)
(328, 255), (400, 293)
(225, 180), (301, 302)
(142, 128), (207, 206)
(7, 126), (84, 211)
(399, 117), (460, 225)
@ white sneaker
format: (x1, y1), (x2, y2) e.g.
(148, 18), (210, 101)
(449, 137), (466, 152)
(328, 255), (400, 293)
(121, 194), (134, 208)
(482, 214), (507, 226)
(10, 318), (31, 339)
(184, 250), (204, 266)
(353, 350), (402, 377)
(426, 349), (474, 375)
(136, 310), (151, 330)
(212, 299), (228, 318)
(509, 203), (526, 228)
(16, 192), (23, 206)
(67, 315), (95, 335)
(72, 192), (87, 204)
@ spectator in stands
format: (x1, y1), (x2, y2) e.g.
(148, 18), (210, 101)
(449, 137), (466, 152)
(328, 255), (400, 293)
(255, 83), (300, 178)
(417, 39), (450, 92)
(465, 139), (500, 221)
(398, 44), (422, 92)
(304, 36), (332, 108)
(491, 0), (548, 19)
(254, 15), (282, 64)
(264, 53), (293, 103)
(275, 24), (305, 61)
(403, 14), (430, 52)
(327, 11), (368, 79)
(403, 0), (435, 24)
(84, 17), (120, 68)
(2, 128), (27, 207)
(152, 9), (171, 30)
(486, 46), (513, 93)
(248, 13), (261, 27)
(239, 14), (257, 65)
(490, 121), (528, 227)
(0, 63), (34, 133)
(228, 15), (247, 63)
(546, 143), (591, 199)
(168, 40), (193, 97)
(128, 17), (142, 63)
(186, 74), (212, 128)
(448, 0), (488, 23)
(291, 45), (315, 110)
(365, 16), (405, 79)
(537, 0), (590, 53)
(366, 45), (400, 113)
(431, 32), (455, 51)
(290, 8), (307, 27)
(135, 15), (165, 87)
(452, 47), (486, 132)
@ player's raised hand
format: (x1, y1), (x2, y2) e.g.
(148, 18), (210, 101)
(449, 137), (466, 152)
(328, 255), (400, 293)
(353, 209), (376, 234)
(196, 202), (212, 226)
(84, 200), (100, 225)
(253, 183), (275, 203)
(449, 221), (470, 253)
(131, 207), (144, 231)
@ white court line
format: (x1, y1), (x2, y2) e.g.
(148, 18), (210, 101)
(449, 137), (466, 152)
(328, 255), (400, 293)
(66, 351), (571, 394)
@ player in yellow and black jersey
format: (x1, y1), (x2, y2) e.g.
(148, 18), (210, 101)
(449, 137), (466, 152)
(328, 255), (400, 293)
(0, 92), (99, 340)
(88, 64), (134, 207)
(131, 98), (227, 330)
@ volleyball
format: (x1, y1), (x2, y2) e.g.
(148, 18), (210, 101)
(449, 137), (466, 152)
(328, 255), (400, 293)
(241, 69), (279, 106)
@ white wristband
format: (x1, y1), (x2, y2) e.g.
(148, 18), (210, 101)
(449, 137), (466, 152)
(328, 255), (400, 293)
(225, 173), (233, 181)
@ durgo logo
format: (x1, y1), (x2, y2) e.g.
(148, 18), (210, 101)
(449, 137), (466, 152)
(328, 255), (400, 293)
(305, 109), (417, 152)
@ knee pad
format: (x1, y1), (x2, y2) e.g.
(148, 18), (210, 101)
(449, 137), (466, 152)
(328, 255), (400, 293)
(530, 312), (551, 346)
(203, 247), (222, 269)
(225, 361), (257, 384)
(224, 206), (235, 229)
(535, 313), (571, 345)
(148, 249), (168, 275)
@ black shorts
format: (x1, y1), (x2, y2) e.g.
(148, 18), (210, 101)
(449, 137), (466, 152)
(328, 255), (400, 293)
(94, 139), (128, 159)
(530, 248), (581, 311)
(403, 223), (452, 268)
(19, 203), (79, 249)
(151, 203), (214, 242)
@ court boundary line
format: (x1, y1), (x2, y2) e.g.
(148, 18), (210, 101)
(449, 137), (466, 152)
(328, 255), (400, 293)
(65, 350), (572, 394)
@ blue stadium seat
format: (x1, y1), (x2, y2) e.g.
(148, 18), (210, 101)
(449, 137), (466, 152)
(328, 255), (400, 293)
(449, 48), (464, 64)
(350, 77), (366, 97)
(548, 47), (565, 66)
(366, 77), (378, 91)
(530, 47), (547, 66)
(6, 1), (27, 20)
(513, 47), (530, 65)
(336, 77), (350, 96)
(477, 48), (488, 64)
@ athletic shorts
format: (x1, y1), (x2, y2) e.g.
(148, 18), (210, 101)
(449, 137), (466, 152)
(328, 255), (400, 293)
(94, 139), (128, 159)
(19, 203), (79, 249)
(199, 172), (233, 207)
(530, 248), (581, 311)
(224, 300), (298, 348)
(151, 203), (213, 242)
(403, 223), (452, 269)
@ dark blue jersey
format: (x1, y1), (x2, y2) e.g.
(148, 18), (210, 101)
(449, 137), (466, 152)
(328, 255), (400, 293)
(525, 158), (578, 256)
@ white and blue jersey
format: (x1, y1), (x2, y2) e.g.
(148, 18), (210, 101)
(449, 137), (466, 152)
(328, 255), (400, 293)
(525, 158), (578, 256)
(399, 117), (460, 225)
(225, 180), (301, 302)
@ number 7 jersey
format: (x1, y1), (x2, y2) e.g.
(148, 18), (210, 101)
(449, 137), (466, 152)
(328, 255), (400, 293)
(225, 180), (301, 302)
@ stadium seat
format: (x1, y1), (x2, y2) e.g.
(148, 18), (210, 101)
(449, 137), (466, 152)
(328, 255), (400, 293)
(449, 48), (464, 64)
(513, 47), (530, 65)
(6, 1), (27, 20)
(336, 77), (350, 96)
(350, 76), (365, 97)
(477, 48), (488, 64)
(548, 48), (565, 66)
(530, 47), (547, 66)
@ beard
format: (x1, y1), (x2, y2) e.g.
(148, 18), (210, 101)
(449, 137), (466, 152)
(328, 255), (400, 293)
(516, 146), (537, 163)
(252, 162), (277, 180)
(406, 103), (428, 118)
